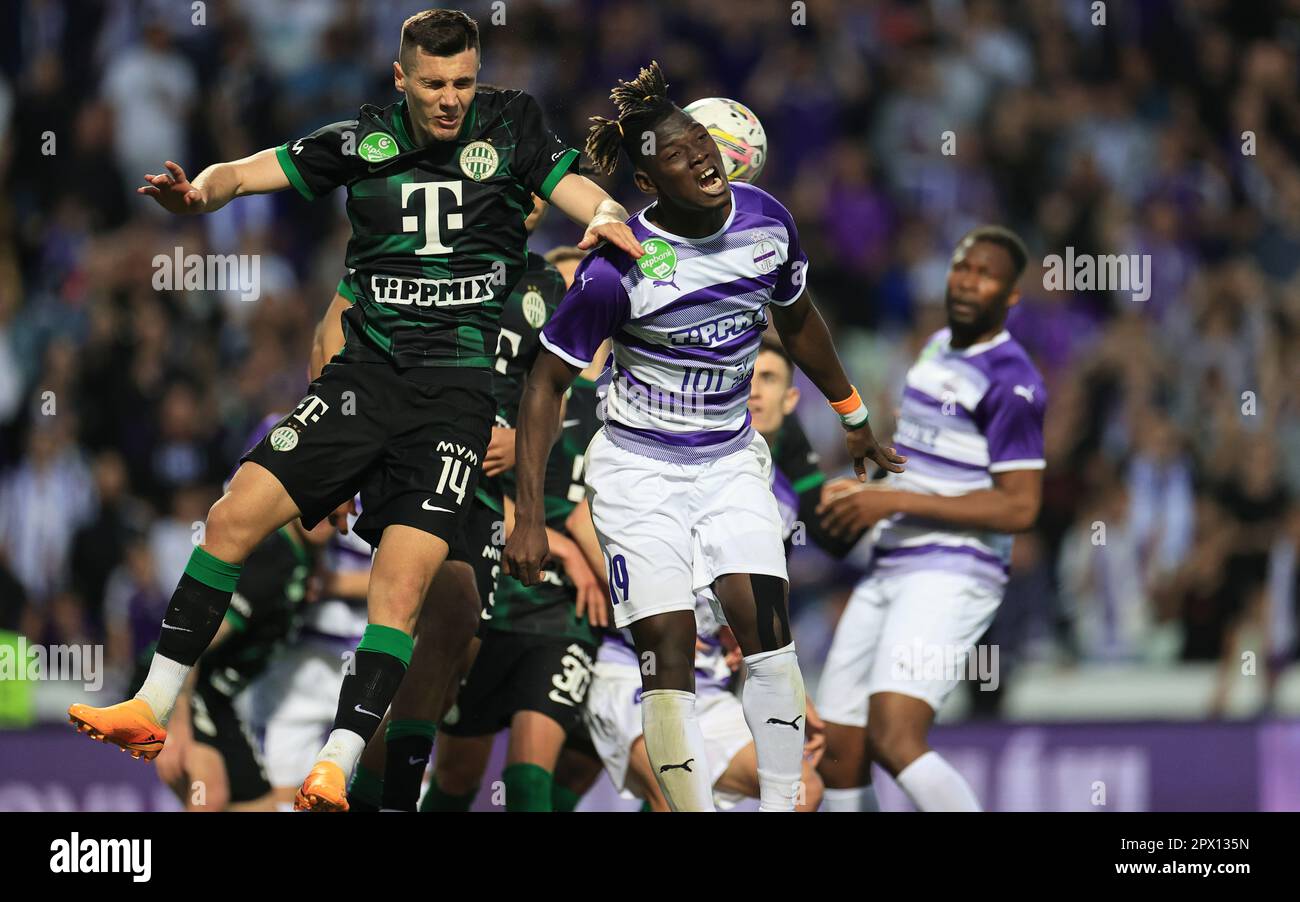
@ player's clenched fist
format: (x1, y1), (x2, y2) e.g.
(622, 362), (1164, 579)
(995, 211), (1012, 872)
(503, 519), (551, 586)
(138, 160), (208, 214)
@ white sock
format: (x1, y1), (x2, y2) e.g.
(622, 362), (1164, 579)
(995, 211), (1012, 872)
(315, 729), (367, 781)
(821, 785), (880, 812)
(133, 653), (190, 723)
(741, 643), (805, 812)
(895, 751), (981, 811)
(641, 689), (716, 812)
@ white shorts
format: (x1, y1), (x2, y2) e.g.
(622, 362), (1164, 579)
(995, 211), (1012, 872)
(585, 428), (787, 629)
(817, 569), (1003, 727)
(583, 661), (752, 807)
(247, 641), (347, 788)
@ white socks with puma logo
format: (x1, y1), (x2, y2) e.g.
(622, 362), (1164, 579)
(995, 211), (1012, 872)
(641, 689), (716, 812)
(742, 643), (805, 812)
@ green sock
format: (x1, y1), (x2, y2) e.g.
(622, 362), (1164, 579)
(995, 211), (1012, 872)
(503, 762), (553, 812)
(348, 764), (383, 812)
(638, 799), (653, 813)
(419, 775), (477, 812)
(552, 782), (581, 813)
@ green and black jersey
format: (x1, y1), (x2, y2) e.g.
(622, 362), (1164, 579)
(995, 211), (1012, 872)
(769, 414), (861, 558)
(475, 251), (568, 511)
(279, 87), (580, 376)
(490, 377), (602, 644)
(196, 528), (314, 698)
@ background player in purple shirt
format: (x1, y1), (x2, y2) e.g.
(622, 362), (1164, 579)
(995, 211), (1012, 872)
(814, 226), (1047, 812)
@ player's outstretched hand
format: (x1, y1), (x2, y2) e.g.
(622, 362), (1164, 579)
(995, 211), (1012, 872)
(138, 160), (208, 214)
(845, 423), (906, 481)
(327, 497), (357, 535)
(815, 483), (899, 539)
(503, 519), (551, 586)
(579, 219), (645, 259)
(484, 426), (516, 477)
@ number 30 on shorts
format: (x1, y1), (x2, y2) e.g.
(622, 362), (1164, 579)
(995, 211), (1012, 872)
(605, 553), (629, 605)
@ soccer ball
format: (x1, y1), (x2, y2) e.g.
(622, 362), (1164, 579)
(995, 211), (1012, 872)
(683, 97), (767, 183)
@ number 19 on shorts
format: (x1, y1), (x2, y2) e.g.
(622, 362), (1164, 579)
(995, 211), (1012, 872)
(605, 552), (629, 606)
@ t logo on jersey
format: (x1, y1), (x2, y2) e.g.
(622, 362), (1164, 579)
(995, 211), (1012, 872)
(401, 181), (463, 254)
(292, 395), (329, 426)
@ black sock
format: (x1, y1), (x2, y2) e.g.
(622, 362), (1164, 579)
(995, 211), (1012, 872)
(381, 721), (437, 811)
(332, 648), (409, 742)
(156, 548), (243, 665)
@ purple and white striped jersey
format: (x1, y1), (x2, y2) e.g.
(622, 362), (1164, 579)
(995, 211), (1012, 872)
(871, 328), (1046, 585)
(539, 183), (808, 463)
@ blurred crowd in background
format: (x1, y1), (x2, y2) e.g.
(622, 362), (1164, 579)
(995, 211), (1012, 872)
(0, 0), (1297, 717)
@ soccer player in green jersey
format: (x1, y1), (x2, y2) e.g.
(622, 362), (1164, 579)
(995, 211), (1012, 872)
(68, 9), (644, 812)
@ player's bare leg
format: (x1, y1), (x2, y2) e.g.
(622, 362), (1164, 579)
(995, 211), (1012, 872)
(713, 572), (806, 811)
(551, 744), (603, 811)
(628, 610), (715, 811)
(715, 741), (824, 812)
(502, 710), (567, 811)
(350, 560), (480, 811)
(624, 737), (670, 811)
(424, 732), (494, 810)
(69, 461), (301, 760)
(181, 742), (231, 812)
(818, 721), (879, 811)
(868, 691), (980, 811)
(296, 525), (447, 811)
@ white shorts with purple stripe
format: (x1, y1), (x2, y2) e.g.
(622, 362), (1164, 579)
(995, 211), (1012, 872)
(817, 569), (1003, 727)
(584, 427), (788, 629)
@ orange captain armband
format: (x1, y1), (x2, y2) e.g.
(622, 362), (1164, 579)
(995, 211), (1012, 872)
(830, 386), (870, 430)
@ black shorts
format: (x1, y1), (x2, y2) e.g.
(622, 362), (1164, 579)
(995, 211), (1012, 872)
(447, 493), (503, 630)
(242, 359), (493, 548)
(440, 631), (596, 737)
(190, 682), (271, 804)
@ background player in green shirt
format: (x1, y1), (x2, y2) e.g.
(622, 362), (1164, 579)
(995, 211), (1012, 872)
(68, 9), (644, 813)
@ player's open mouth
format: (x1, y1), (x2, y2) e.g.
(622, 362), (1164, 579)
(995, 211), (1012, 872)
(435, 114), (459, 129)
(697, 166), (726, 196)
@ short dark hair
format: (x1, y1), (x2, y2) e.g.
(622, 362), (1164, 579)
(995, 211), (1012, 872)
(400, 9), (479, 65)
(757, 334), (794, 385)
(961, 225), (1029, 281)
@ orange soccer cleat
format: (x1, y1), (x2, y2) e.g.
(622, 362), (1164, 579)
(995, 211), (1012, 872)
(67, 698), (167, 761)
(294, 761), (350, 812)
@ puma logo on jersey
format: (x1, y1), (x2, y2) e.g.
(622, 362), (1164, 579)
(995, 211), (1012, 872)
(659, 758), (694, 774)
(766, 715), (802, 730)
(1013, 384), (1036, 403)
(652, 274), (679, 291)
(577, 272), (592, 292)
(435, 441), (480, 467)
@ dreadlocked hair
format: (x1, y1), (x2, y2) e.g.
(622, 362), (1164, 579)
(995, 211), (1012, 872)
(585, 60), (676, 175)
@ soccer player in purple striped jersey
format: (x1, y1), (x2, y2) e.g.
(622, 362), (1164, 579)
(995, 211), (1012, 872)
(814, 226), (1047, 811)
(504, 62), (903, 812)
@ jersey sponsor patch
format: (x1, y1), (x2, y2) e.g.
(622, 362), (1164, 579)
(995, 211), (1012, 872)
(636, 238), (678, 281)
(369, 272), (497, 307)
(358, 132), (399, 163)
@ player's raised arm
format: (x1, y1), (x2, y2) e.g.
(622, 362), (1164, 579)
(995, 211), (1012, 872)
(137, 149), (290, 215)
(548, 173), (645, 260)
(769, 291), (906, 480)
